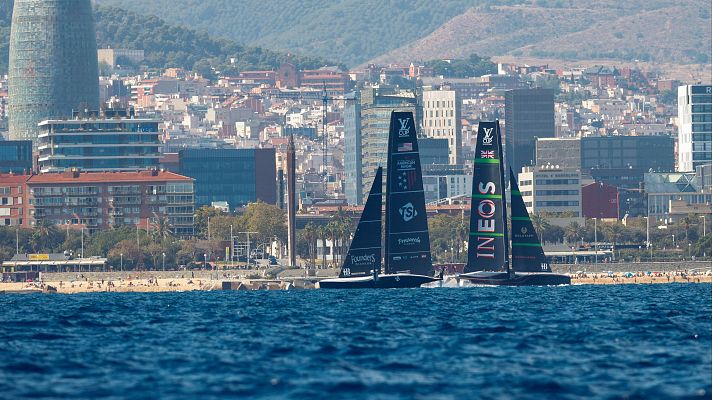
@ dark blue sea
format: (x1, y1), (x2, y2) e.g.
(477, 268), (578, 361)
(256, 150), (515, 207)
(1, 284), (711, 400)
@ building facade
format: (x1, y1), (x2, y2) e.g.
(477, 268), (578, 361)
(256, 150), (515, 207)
(0, 140), (33, 174)
(422, 89), (462, 165)
(581, 135), (675, 189)
(422, 164), (471, 204)
(505, 88), (555, 175)
(37, 111), (161, 173)
(644, 170), (712, 223)
(360, 86), (420, 202)
(518, 165), (582, 217)
(343, 91), (362, 205)
(677, 85), (712, 172)
(178, 148), (276, 210)
(20, 170), (195, 236)
(8, 0), (100, 143)
(0, 174), (29, 227)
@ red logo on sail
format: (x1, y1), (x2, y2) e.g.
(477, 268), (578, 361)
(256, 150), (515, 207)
(480, 150), (495, 159)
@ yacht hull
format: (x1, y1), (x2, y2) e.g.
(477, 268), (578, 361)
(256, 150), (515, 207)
(459, 271), (571, 286)
(318, 273), (439, 289)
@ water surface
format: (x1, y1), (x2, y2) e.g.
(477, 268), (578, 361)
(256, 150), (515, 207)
(1, 284), (710, 399)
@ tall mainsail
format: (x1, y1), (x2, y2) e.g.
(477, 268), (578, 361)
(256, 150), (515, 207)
(509, 169), (552, 273)
(339, 167), (383, 278)
(465, 121), (509, 273)
(384, 112), (433, 276)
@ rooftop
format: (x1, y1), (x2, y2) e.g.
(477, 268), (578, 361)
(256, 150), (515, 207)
(26, 170), (192, 184)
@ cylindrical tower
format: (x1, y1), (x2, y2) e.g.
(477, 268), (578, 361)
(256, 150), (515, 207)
(8, 0), (99, 143)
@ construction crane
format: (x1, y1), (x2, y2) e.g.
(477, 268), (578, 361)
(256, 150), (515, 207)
(273, 82), (339, 192)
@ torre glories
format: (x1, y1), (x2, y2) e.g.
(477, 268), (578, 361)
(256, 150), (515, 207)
(8, 0), (99, 143)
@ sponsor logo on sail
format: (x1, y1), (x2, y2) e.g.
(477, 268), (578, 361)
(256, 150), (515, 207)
(476, 181), (497, 259)
(399, 202), (418, 222)
(351, 253), (376, 265)
(398, 118), (411, 137)
(521, 227), (528, 234)
(397, 170), (417, 190)
(482, 127), (494, 145)
(398, 236), (422, 245)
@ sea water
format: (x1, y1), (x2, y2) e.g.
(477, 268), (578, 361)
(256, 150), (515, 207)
(0, 284), (710, 399)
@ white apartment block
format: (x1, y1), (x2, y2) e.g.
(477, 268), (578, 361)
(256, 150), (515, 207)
(518, 165), (582, 217)
(677, 85), (712, 172)
(422, 90), (462, 165)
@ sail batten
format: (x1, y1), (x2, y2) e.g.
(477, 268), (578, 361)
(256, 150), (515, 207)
(465, 121), (509, 273)
(340, 167), (383, 278)
(384, 112), (433, 277)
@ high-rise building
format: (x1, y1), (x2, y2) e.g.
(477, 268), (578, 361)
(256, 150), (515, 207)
(0, 140), (33, 174)
(422, 89), (462, 165)
(360, 86), (420, 201)
(178, 148), (276, 210)
(37, 110), (161, 173)
(677, 84), (712, 172)
(8, 0), (99, 143)
(505, 88), (555, 175)
(343, 91), (362, 205)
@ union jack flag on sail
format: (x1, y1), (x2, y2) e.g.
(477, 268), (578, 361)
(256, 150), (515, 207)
(481, 150), (495, 159)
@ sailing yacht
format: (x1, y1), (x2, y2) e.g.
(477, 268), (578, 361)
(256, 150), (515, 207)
(459, 121), (571, 286)
(319, 112), (441, 289)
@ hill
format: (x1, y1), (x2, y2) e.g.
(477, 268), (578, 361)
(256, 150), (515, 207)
(94, 0), (493, 66)
(0, 1), (329, 76)
(96, 0), (710, 68)
(372, 1), (711, 66)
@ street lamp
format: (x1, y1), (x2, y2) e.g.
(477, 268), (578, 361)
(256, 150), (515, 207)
(593, 218), (598, 265)
(204, 253), (207, 270)
(162, 252), (166, 271)
(672, 234), (675, 248)
(700, 216), (706, 238)
(120, 253), (123, 272)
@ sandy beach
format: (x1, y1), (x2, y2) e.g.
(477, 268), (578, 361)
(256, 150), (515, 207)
(1, 270), (710, 294)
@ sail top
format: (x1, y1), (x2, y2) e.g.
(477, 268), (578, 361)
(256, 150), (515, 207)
(340, 167), (383, 278)
(509, 169), (551, 273)
(384, 111), (433, 276)
(465, 121), (508, 273)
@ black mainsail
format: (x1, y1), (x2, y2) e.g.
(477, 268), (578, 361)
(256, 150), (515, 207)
(339, 167), (383, 278)
(384, 112), (433, 276)
(465, 121), (509, 273)
(509, 169), (552, 273)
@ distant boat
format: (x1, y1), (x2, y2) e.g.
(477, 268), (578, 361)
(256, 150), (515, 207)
(319, 112), (440, 289)
(459, 121), (570, 286)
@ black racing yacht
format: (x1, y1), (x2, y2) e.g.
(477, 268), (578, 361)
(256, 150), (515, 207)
(319, 112), (440, 289)
(458, 121), (570, 286)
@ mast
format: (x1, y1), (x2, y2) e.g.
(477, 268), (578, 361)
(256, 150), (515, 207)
(286, 133), (297, 268)
(498, 121), (510, 274)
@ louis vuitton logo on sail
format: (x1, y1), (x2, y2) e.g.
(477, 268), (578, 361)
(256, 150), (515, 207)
(482, 128), (494, 145)
(398, 118), (411, 138)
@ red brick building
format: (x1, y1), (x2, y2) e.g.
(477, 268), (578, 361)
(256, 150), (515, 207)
(0, 170), (196, 236)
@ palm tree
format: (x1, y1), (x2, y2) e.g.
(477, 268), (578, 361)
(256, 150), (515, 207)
(565, 221), (586, 246)
(303, 222), (318, 267)
(531, 213), (551, 236)
(152, 213), (174, 240)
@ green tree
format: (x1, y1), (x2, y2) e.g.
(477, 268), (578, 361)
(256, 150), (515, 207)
(242, 201), (287, 247)
(194, 205), (225, 240)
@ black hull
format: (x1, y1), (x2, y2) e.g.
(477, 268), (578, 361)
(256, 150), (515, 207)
(319, 273), (439, 289)
(459, 272), (571, 286)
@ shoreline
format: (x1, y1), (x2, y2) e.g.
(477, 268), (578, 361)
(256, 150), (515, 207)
(1, 271), (710, 294)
